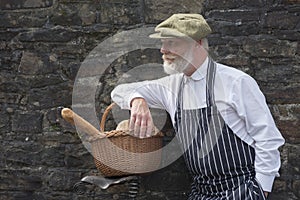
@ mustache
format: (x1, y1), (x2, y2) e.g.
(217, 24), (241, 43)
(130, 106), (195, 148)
(162, 54), (177, 60)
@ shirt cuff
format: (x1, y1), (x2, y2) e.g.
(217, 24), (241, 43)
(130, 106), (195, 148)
(255, 172), (276, 192)
(127, 92), (145, 108)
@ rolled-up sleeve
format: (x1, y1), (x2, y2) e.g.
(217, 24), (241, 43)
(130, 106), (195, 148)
(111, 75), (180, 115)
(111, 82), (146, 109)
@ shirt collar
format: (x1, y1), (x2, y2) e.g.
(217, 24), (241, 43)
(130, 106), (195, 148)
(184, 56), (209, 81)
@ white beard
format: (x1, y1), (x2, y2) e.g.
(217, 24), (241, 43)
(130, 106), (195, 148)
(162, 51), (193, 75)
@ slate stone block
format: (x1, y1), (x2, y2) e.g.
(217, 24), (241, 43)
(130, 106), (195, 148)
(0, 169), (43, 191)
(18, 27), (79, 42)
(12, 111), (43, 133)
(0, 0), (53, 10)
(0, 0), (299, 199)
(0, 111), (10, 132)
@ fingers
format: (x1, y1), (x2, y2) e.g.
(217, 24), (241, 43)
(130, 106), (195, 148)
(129, 113), (154, 138)
(137, 118), (147, 138)
(128, 98), (155, 138)
(145, 121), (153, 138)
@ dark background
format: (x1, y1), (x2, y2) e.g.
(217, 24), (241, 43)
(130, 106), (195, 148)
(0, 0), (299, 199)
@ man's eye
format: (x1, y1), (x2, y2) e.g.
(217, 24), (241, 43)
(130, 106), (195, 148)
(168, 41), (176, 46)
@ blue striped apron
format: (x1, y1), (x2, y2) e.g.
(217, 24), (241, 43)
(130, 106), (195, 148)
(174, 58), (266, 200)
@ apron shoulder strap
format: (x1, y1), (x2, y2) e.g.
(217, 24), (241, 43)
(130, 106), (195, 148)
(206, 57), (217, 107)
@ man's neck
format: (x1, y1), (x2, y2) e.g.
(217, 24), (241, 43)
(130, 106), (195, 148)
(184, 53), (208, 76)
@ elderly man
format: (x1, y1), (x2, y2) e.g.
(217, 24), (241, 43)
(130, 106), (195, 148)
(111, 13), (284, 199)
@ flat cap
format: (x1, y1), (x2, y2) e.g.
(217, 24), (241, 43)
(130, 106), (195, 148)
(149, 13), (212, 41)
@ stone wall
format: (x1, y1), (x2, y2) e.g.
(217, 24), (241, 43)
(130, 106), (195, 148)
(0, 0), (299, 199)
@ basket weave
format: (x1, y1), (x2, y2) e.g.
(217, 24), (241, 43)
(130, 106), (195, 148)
(92, 103), (163, 177)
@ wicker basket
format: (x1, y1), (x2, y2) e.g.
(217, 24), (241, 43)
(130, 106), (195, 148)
(91, 103), (163, 177)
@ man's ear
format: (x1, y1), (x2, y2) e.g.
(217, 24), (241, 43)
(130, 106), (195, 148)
(198, 39), (202, 46)
(195, 40), (202, 48)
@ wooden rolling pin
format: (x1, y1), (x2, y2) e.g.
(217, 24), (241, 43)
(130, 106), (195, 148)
(61, 108), (106, 139)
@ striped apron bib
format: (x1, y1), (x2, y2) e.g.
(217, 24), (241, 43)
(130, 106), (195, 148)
(174, 58), (266, 200)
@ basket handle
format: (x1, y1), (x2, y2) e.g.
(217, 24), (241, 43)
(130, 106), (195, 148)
(100, 102), (117, 132)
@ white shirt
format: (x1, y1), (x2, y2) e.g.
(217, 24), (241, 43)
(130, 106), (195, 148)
(111, 57), (285, 192)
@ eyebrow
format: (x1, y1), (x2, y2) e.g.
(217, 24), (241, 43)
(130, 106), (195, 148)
(161, 38), (182, 43)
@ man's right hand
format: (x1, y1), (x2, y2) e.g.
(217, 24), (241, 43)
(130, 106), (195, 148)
(129, 98), (154, 138)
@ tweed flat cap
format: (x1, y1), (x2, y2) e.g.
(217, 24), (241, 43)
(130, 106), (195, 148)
(149, 13), (212, 41)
